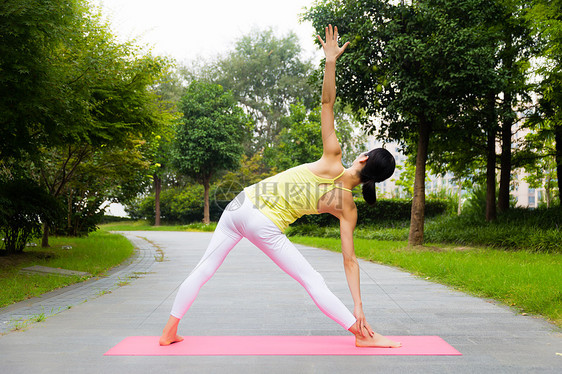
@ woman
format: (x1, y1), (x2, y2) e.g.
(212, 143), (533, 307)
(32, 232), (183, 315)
(160, 25), (401, 348)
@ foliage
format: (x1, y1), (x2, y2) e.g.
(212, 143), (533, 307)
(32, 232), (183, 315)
(305, 0), (500, 145)
(174, 81), (251, 179)
(126, 185), (229, 224)
(51, 142), (152, 236)
(304, 0), (503, 244)
(214, 153), (277, 202)
(0, 0), (83, 159)
(524, 0), (562, 202)
(211, 29), (317, 152)
(264, 103), (323, 170)
(173, 80), (252, 223)
(0, 179), (63, 253)
(263, 101), (364, 170)
(1, 1), (171, 246)
(289, 204), (562, 253)
(293, 198), (450, 227)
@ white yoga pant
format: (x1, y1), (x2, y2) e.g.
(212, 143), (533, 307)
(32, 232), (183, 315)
(170, 192), (357, 330)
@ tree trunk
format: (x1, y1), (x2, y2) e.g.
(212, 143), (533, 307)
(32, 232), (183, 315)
(203, 177), (211, 225)
(484, 90), (497, 222)
(457, 179), (462, 216)
(408, 122), (430, 247)
(41, 223), (50, 248)
(554, 125), (562, 206)
(154, 174), (161, 226)
(486, 126), (497, 222)
(545, 175), (551, 208)
(67, 188), (73, 234)
(498, 90), (513, 213)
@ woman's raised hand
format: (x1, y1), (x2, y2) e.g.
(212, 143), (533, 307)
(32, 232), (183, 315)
(317, 24), (349, 62)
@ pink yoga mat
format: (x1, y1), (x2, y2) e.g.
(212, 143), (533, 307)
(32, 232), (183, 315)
(105, 336), (461, 356)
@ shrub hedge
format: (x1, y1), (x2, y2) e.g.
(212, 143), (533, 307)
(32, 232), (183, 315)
(287, 206), (562, 253)
(293, 198), (449, 227)
(128, 189), (449, 227)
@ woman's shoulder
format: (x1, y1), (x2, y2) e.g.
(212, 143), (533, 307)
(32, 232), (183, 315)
(305, 159), (345, 179)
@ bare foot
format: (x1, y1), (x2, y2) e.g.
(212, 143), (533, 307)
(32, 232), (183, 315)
(159, 315), (183, 346)
(355, 331), (401, 348)
(159, 334), (184, 346)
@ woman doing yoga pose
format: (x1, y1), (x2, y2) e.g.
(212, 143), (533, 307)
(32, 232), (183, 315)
(160, 25), (401, 348)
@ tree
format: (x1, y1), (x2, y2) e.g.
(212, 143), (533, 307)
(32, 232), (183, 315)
(211, 29), (317, 153)
(518, 104), (561, 207)
(173, 81), (252, 224)
(264, 103), (324, 170)
(53, 140), (152, 236)
(0, 0), (83, 160)
(526, 0), (562, 202)
(0, 179), (61, 254)
(305, 0), (500, 244)
(149, 68), (184, 226)
(264, 101), (363, 170)
(34, 6), (169, 246)
(496, 1), (533, 213)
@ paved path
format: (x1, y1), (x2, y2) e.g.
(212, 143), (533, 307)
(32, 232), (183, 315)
(0, 231), (560, 373)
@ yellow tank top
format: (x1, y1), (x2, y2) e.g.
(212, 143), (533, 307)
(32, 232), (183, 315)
(243, 164), (352, 232)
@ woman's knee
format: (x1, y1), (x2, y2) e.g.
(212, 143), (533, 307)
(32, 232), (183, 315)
(301, 269), (328, 293)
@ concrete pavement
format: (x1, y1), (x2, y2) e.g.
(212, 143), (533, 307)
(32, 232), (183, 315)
(0, 231), (560, 373)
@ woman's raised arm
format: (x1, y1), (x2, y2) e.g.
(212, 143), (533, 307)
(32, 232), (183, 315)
(317, 25), (349, 159)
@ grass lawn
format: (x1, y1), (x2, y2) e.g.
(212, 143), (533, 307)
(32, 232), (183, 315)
(291, 236), (562, 328)
(0, 231), (134, 308)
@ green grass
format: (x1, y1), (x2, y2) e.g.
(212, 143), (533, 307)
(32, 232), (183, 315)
(100, 220), (217, 232)
(0, 231), (134, 308)
(287, 204), (562, 253)
(291, 236), (562, 328)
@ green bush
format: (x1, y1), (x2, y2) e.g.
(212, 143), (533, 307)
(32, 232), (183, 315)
(288, 203), (561, 253)
(423, 207), (562, 253)
(0, 179), (63, 253)
(293, 198), (449, 227)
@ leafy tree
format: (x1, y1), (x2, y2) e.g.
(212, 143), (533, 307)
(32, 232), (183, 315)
(526, 0), (562, 202)
(33, 6), (169, 245)
(1, 1), (171, 245)
(0, 0), (83, 160)
(53, 140), (151, 236)
(495, 1), (533, 213)
(394, 161), (416, 199)
(517, 118), (560, 207)
(0, 179), (62, 254)
(305, 0), (500, 245)
(148, 69), (184, 225)
(173, 81), (253, 224)
(211, 29), (317, 152)
(264, 103), (324, 170)
(264, 101), (364, 170)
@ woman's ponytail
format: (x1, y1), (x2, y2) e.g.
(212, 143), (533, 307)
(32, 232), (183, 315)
(362, 179), (377, 206)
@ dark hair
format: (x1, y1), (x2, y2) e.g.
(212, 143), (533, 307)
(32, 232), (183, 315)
(359, 148), (396, 206)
